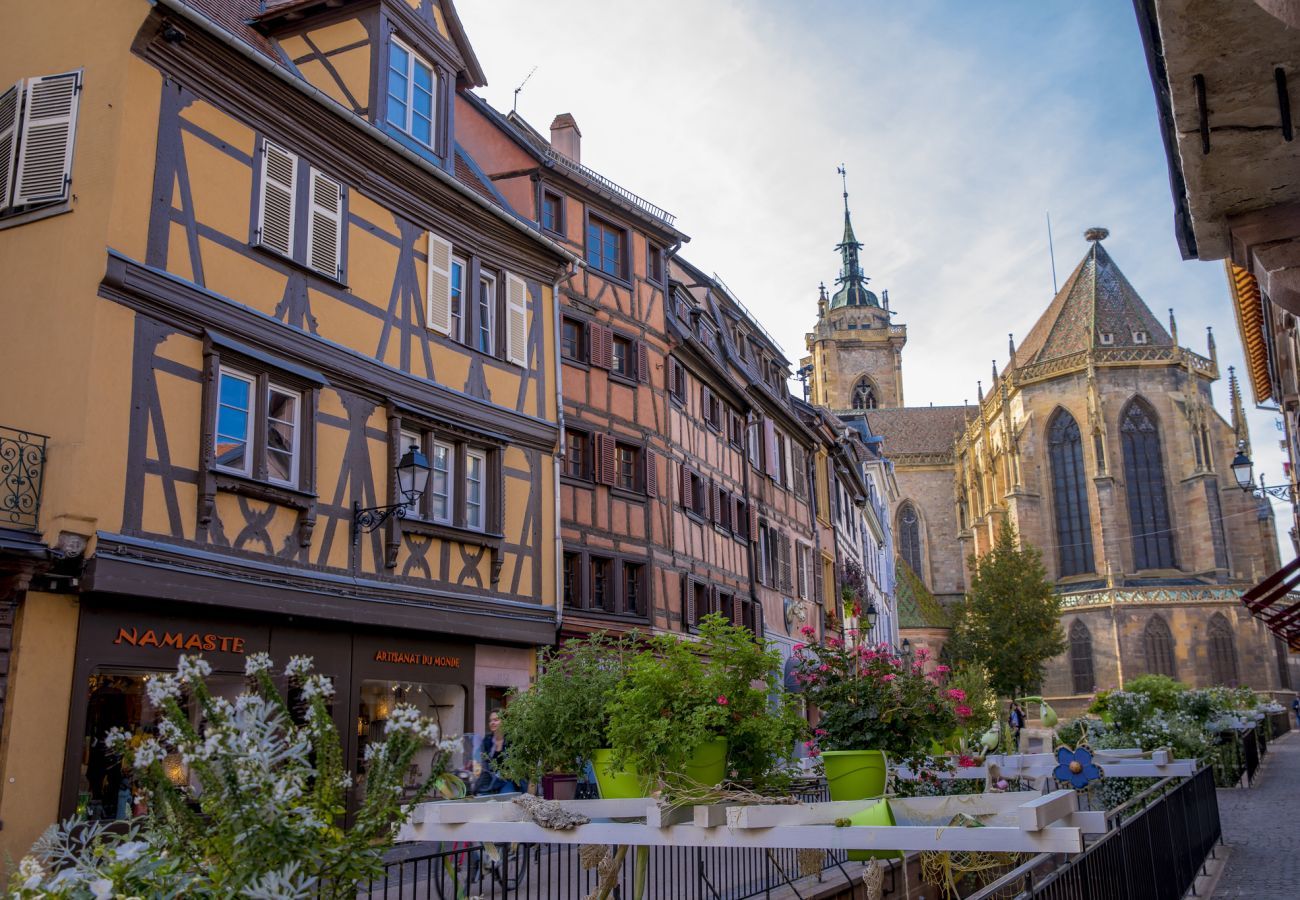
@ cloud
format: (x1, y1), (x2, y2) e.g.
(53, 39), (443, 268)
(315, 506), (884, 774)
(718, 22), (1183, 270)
(457, 0), (1293, 556)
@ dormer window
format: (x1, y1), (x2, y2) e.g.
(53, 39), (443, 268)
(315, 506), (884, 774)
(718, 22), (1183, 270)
(1099, 332), (1114, 345)
(1132, 330), (1148, 345)
(387, 37), (436, 147)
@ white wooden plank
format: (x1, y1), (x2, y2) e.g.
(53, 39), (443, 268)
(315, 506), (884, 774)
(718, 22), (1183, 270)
(415, 797), (653, 824)
(396, 819), (1084, 854)
(645, 805), (694, 828)
(693, 804), (739, 828)
(1067, 810), (1108, 834)
(1019, 791), (1077, 832)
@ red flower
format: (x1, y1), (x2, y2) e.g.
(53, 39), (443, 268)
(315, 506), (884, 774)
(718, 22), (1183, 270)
(946, 689), (967, 702)
(933, 665), (951, 674)
(957, 754), (978, 768)
(955, 704), (973, 718)
(716, 695), (729, 706)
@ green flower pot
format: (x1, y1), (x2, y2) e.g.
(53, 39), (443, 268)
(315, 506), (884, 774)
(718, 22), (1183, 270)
(681, 738), (728, 788)
(846, 798), (903, 861)
(591, 749), (649, 799)
(821, 750), (888, 802)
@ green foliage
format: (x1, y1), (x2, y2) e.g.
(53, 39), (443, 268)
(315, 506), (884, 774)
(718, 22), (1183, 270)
(944, 663), (998, 749)
(495, 632), (637, 784)
(793, 630), (959, 765)
(605, 615), (805, 789)
(946, 520), (1065, 698)
(9, 654), (462, 898)
(1121, 675), (1188, 709)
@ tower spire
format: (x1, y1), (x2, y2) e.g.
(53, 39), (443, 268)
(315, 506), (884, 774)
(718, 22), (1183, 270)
(829, 165), (878, 309)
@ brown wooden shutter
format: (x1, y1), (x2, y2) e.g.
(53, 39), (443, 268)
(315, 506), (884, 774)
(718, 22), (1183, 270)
(680, 463), (693, 509)
(711, 481), (722, 524)
(682, 573), (693, 627)
(644, 448), (658, 497)
(667, 356), (679, 396)
(701, 477), (711, 521)
(796, 547), (806, 601)
(750, 505), (760, 544)
(813, 555), (825, 604)
(637, 342), (649, 383)
(701, 385), (711, 421)
(600, 325), (615, 369)
(780, 533), (793, 593)
(732, 593), (744, 625)
(597, 433), (616, 486)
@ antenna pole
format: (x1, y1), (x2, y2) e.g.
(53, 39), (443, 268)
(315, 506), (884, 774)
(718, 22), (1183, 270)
(1046, 211), (1058, 295)
(512, 65), (538, 113)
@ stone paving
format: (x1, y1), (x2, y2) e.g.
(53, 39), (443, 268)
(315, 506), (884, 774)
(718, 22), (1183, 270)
(1214, 729), (1300, 899)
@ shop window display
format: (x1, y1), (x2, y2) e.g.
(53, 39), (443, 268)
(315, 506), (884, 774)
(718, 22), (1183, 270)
(77, 669), (245, 821)
(356, 679), (468, 804)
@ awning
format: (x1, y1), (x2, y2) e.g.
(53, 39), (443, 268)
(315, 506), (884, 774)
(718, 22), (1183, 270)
(1241, 556), (1300, 650)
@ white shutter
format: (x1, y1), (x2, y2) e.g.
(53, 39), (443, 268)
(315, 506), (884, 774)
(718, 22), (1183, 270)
(505, 272), (529, 367)
(256, 139), (296, 257)
(0, 82), (21, 210)
(305, 167), (343, 278)
(425, 231), (453, 335)
(13, 71), (80, 207)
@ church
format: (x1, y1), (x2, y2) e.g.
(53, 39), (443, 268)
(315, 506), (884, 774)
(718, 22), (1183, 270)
(803, 188), (1295, 713)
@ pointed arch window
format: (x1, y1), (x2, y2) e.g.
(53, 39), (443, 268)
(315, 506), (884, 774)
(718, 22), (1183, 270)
(1069, 619), (1095, 695)
(1049, 410), (1094, 577)
(851, 378), (877, 410)
(1207, 613), (1239, 686)
(1120, 399), (1176, 570)
(897, 502), (923, 580)
(1143, 615), (1177, 678)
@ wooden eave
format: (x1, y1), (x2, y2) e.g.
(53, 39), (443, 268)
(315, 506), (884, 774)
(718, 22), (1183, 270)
(1227, 260), (1275, 404)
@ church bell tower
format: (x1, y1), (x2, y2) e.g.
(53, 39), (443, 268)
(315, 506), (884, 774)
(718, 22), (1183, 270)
(802, 167), (907, 410)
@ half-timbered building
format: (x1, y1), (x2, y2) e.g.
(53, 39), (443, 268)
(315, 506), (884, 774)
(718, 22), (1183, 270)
(456, 103), (689, 638)
(0, 0), (573, 859)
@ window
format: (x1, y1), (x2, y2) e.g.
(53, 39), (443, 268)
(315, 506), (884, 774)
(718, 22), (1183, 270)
(387, 37), (435, 147)
(717, 489), (732, 531)
(0, 71), (81, 216)
(465, 450), (485, 531)
(585, 215), (625, 279)
(1120, 399), (1176, 570)
(450, 257), (465, 342)
(729, 412), (745, 448)
(1048, 409), (1095, 577)
(897, 501), (923, 580)
(564, 429), (590, 480)
(668, 357), (686, 402)
(214, 368), (301, 487)
(477, 271), (497, 354)
(747, 420), (762, 469)
(1099, 332), (1114, 346)
(562, 552), (579, 605)
(1207, 613), (1239, 686)
(612, 334), (633, 379)
(624, 563), (644, 617)
(615, 442), (639, 492)
(702, 386), (722, 431)
(541, 190), (562, 234)
(1143, 615), (1177, 678)
(561, 317), (586, 362)
(254, 140), (345, 279)
(734, 498), (749, 540)
(692, 581), (710, 624)
(591, 556), (612, 612)
(647, 241), (664, 283)
(1132, 330), (1148, 345)
(775, 432), (789, 488)
(851, 378), (877, 410)
(1069, 619), (1095, 695)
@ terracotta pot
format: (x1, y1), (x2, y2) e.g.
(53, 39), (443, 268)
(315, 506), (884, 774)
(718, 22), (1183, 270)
(541, 773), (578, 801)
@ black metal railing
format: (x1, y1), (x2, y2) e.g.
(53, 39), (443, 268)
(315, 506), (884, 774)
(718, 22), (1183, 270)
(1269, 710), (1293, 738)
(968, 766), (1221, 900)
(0, 426), (47, 530)
(1243, 726), (1261, 785)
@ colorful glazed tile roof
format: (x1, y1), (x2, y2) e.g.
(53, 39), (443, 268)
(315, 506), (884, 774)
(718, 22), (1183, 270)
(863, 406), (973, 455)
(1015, 237), (1172, 366)
(895, 557), (950, 629)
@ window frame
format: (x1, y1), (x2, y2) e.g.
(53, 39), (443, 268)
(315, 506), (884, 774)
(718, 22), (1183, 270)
(212, 366), (307, 491)
(392, 420), (500, 540)
(611, 332), (636, 382)
(647, 240), (664, 284)
(251, 137), (349, 284)
(563, 428), (592, 481)
(561, 547), (651, 619)
(477, 269), (498, 356)
(465, 448), (487, 532)
(385, 35), (437, 148)
(561, 316), (588, 364)
(540, 188), (564, 235)
(584, 212), (629, 282)
(450, 255), (466, 344)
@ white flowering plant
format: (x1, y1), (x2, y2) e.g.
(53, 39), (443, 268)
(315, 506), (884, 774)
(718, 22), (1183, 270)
(9, 654), (464, 898)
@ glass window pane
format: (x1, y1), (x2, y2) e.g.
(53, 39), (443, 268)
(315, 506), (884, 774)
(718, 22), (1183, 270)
(219, 372), (251, 409)
(356, 679), (467, 806)
(414, 61), (433, 95)
(412, 112), (432, 145)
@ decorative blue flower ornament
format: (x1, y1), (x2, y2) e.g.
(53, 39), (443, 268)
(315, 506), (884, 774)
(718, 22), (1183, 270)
(1053, 745), (1102, 789)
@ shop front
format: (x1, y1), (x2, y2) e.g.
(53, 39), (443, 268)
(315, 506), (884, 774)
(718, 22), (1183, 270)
(59, 596), (483, 823)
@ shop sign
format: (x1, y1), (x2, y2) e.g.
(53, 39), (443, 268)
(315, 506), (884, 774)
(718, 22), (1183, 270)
(373, 649), (461, 668)
(112, 626), (247, 654)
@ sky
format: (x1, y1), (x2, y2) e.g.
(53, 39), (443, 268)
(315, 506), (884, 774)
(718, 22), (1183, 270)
(457, 0), (1293, 559)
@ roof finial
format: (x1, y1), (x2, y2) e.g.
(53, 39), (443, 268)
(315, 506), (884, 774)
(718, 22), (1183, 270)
(1168, 308), (1178, 344)
(977, 380), (984, 403)
(1084, 227), (1109, 242)
(991, 359), (998, 382)
(1207, 325), (1217, 365)
(838, 163), (849, 213)
(1008, 333), (1017, 369)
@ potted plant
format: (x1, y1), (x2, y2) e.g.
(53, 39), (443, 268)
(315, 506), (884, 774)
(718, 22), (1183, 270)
(794, 628), (959, 801)
(605, 615), (805, 794)
(495, 633), (636, 799)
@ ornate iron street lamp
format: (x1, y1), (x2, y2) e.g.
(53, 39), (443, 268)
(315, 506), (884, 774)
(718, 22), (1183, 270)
(862, 600), (878, 631)
(1230, 444), (1296, 502)
(352, 443), (431, 543)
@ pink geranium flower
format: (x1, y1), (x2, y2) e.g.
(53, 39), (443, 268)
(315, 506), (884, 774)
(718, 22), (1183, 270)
(957, 754), (978, 768)
(955, 704), (973, 718)
(933, 665), (951, 674)
(946, 688), (967, 702)
(881, 673), (897, 682)
(716, 695), (728, 706)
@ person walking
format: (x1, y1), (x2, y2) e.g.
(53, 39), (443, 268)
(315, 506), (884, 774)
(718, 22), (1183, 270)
(1291, 695), (1299, 729)
(1008, 701), (1026, 753)
(474, 710), (520, 795)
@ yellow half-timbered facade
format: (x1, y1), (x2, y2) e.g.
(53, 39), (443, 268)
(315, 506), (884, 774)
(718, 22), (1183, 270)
(0, 0), (572, 861)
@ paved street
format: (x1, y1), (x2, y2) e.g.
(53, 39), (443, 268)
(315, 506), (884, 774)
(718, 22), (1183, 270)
(1214, 731), (1300, 899)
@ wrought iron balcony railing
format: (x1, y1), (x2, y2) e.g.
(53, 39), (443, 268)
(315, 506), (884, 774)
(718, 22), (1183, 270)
(1, 426), (48, 530)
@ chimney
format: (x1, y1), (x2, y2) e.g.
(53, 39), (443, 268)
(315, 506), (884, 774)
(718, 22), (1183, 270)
(550, 113), (581, 164)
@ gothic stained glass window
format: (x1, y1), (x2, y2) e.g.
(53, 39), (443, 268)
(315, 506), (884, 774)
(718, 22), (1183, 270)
(1069, 619), (1095, 695)
(1143, 615), (1177, 678)
(1049, 410), (1095, 577)
(851, 378), (877, 410)
(1120, 399), (1176, 570)
(1207, 613), (1239, 687)
(897, 502), (923, 580)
